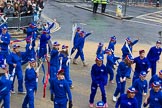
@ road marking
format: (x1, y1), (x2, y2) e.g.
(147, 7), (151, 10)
(136, 10), (162, 18)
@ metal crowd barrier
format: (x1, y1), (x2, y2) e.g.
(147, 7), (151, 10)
(7, 15), (34, 29)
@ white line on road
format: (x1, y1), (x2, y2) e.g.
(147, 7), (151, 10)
(136, 10), (162, 18)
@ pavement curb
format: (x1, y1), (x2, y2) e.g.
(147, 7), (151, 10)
(74, 5), (134, 20)
(55, 0), (86, 3)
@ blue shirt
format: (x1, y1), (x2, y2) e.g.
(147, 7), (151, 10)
(96, 46), (104, 59)
(50, 48), (59, 67)
(108, 41), (116, 51)
(147, 46), (162, 62)
(39, 33), (50, 48)
(133, 78), (147, 95)
(0, 32), (10, 52)
(0, 75), (11, 96)
(149, 74), (162, 88)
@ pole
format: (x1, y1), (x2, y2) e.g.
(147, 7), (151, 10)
(124, 0), (127, 16)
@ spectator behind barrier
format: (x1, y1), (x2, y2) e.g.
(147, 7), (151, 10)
(3, 1), (14, 17)
(19, 1), (27, 16)
(13, 2), (19, 17)
(26, 0), (33, 16)
(0, 0), (6, 13)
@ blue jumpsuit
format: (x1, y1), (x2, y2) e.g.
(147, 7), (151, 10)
(50, 48), (60, 80)
(22, 67), (37, 108)
(0, 75), (11, 108)
(147, 46), (162, 76)
(108, 41), (116, 52)
(96, 45), (104, 59)
(74, 33), (91, 61)
(7, 52), (26, 92)
(0, 31), (10, 59)
(114, 61), (130, 97)
(50, 78), (72, 108)
(71, 31), (80, 55)
(59, 52), (72, 87)
(143, 89), (162, 108)
(89, 64), (108, 104)
(121, 40), (138, 60)
(133, 78), (148, 108)
(133, 56), (150, 82)
(39, 33), (50, 59)
(115, 94), (138, 108)
(149, 74), (162, 88)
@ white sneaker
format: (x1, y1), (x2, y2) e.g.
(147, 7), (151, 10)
(18, 91), (26, 94)
(113, 96), (117, 102)
(10, 90), (16, 94)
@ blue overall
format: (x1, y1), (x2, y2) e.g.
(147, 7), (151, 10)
(149, 74), (162, 88)
(147, 46), (162, 76)
(96, 46), (105, 59)
(108, 41), (116, 52)
(50, 78), (72, 108)
(115, 94), (138, 108)
(133, 56), (150, 82)
(71, 31), (80, 55)
(133, 78), (148, 108)
(59, 52), (72, 87)
(7, 52), (26, 92)
(143, 89), (162, 108)
(22, 68), (37, 108)
(74, 33), (91, 61)
(0, 32), (10, 59)
(114, 61), (130, 97)
(50, 48), (59, 80)
(0, 75), (11, 108)
(121, 40), (138, 60)
(89, 64), (108, 104)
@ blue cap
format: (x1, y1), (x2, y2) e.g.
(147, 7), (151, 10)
(96, 55), (103, 61)
(2, 26), (7, 30)
(126, 37), (131, 42)
(96, 101), (104, 107)
(98, 42), (104, 47)
(12, 44), (20, 49)
(62, 45), (68, 49)
(140, 71), (147, 77)
(110, 36), (116, 41)
(156, 40), (161, 44)
(77, 27), (81, 30)
(152, 81), (161, 87)
(126, 55), (134, 61)
(105, 49), (111, 53)
(53, 41), (60, 46)
(29, 58), (36, 63)
(127, 86), (136, 93)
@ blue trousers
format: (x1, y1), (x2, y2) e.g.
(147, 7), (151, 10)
(22, 88), (35, 108)
(74, 48), (84, 61)
(89, 82), (107, 103)
(50, 66), (58, 80)
(132, 72), (140, 83)
(63, 67), (72, 86)
(0, 92), (10, 108)
(107, 66), (114, 81)
(11, 70), (23, 92)
(135, 94), (142, 108)
(70, 47), (76, 55)
(39, 47), (47, 59)
(114, 76), (126, 97)
(150, 62), (156, 77)
(54, 98), (67, 108)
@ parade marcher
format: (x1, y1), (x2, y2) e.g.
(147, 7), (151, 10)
(115, 86), (138, 108)
(0, 63), (11, 108)
(143, 81), (162, 108)
(59, 45), (73, 88)
(73, 31), (91, 66)
(132, 50), (151, 83)
(113, 55), (133, 102)
(22, 58), (38, 108)
(121, 37), (139, 60)
(149, 70), (162, 89)
(133, 71), (148, 108)
(50, 69), (73, 108)
(96, 42), (104, 59)
(89, 55), (108, 108)
(71, 27), (81, 55)
(107, 36), (116, 52)
(101, 0), (107, 13)
(7, 44), (27, 94)
(0, 25), (10, 59)
(49, 41), (60, 80)
(92, 0), (100, 13)
(147, 41), (162, 76)
(105, 48), (119, 83)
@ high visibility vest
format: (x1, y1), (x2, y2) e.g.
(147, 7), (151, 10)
(92, 0), (100, 3)
(101, 0), (107, 4)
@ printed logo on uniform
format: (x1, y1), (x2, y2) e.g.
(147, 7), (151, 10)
(143, 85), (146, 87)
(127, 102), (132, 105)
(101, 69), (104, 72)
(5, 36), (7, 38)
(59, 84), (63, 87)
(158, 52), (160, 54)
(154, 98), (159, 101)
(142, 62), (145, 64)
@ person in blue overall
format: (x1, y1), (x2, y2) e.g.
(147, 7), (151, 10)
(132, 71), (148, 108)
(7, 44), (27, 94)
(143, 81), (162, 108)
(73, 30), (91, 66)
(89, 55), (108, 108)
(147, 41), (162, 76)
(0, 25), (10, 59)
(50, 41), (60, 80)
(132, 50), (151, 83)
(71, 27), (81, 56)
(38, 30), (51, 59)
(113, 55), (133, 102)
(121, 37), (139, 60)
(149, 70), (162, 89)
(96, 42), (105, 59)
(50, 69), (73, 108)
(105, 48), (120, 84)
(115, 86), (138, 108)
(107, 35), (116, 52)
(22, 58), (38, 108)
(0, 63), (11, 108)
(59, 45), (73, 89)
